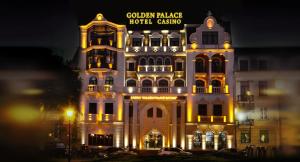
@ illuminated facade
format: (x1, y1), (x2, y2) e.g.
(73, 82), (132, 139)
(79, 13), (235, 150)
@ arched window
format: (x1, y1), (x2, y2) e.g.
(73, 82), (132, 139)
(174, 80), (184, 87)
(195, 58), (205, 72)
(195, 80), (205, 87)
(156, 57), (163, 65)
(218, 132), (227, 149)
(147, 108), (153, 118)
(158, 80), (168, 87)
(105, 76), (114, 85)
(142, 80), (152, 87)
(126, 79), (136, 87)
(164, 57), (171, 65)
(89, 76), (97, 85)
(211, 54), (225, 73)
(206, 131), (214, 149)
(156, 108), (163, 118)
(148, 58), (155, 65)
(212, 80), (221, 93)
(140, 58), (147, 65)
(193, 130), (202, 148)
(212, 80), (221, 87)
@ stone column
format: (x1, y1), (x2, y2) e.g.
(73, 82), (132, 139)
(227, 135), (233, 149)
(132, 101), (138, 148)
(180, 101), (186, 149)
(202, 134), (206, 150)
(124, 100), (130, 147)
(172, 102), (177, 148)
(214, 134), (219, 150)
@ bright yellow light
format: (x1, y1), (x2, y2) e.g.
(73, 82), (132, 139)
(208, 85), (212, 93)
(81, 32), (87, 49)
(246, 90), (251, 96)
(192, 85), (196, 93)
(66, 109), (74, 118)
(117, 95), (123, 121)
(128, 87), (133, 93)
(224, 42), (230, 49)
(207, 18), (215, 29)
(223, 116), (227, 122)
(187, 100), (192, 122)
(117, 31), (123, 48)
(228, 97), (234, 123)
(191, 42), (198, 49)
(198, 115), (201, 122)
(210, 116), (214, 122)
(152, 87), (158, 93)
(130, 96), (177, 100)
(225, 85), (229, 93)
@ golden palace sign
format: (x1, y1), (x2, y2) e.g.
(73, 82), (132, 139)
(126, 12), (183, 25)
(130, 96), (177, 100)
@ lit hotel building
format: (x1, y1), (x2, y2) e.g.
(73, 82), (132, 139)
(79, 13), (235, 150)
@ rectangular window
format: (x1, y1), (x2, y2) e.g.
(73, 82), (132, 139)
(241, 130), (251, 143)
(260, 130), (269, 143)
(128, 62), (135, 71)
(213, 104), (222, 116)
(239, 60), (249, 71)
(89, 103), (97, 114)
(175, 62), (183, 71)
(88, 134), (113, 146)
(258, 60), (268, 70)
(151, 38), (161, 46)
(105, 103), (114, 114)
(198, 104), (207, 116)
(258, 81), (268, 96)
(202, 31), (218, 44)
(170, 38), (180, 46)
(132, 38), (142, 46)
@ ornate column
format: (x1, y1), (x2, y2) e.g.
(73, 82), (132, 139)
(124, 100), (130, 147)
(180, 101), (186, 149)
(202, 134), (206, 150)
(132, 101), (138, 148)
(214, 134), (219, 150)
(172, 102), (177, 148)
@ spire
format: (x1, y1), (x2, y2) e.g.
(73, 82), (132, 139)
(207, 10), (213, 16)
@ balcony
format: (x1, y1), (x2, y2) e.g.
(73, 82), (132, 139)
(196, 87), (206, 93)
(138, 65), (173, 73)
(87, 114), (98, 122)
(127, 46), (183, 53)
(197, 115), (227, 123)
(212, 87), (222, 94)
(87, 85), (98, 92)
(99, 114), (115, 122)
(123, 87), (187, 94)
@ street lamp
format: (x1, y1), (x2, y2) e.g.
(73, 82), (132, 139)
(65, 108), (74, 162)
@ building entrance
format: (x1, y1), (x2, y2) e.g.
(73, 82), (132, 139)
(144, 129), (163, 149)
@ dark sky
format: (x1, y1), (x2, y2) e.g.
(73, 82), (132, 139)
(1, 0), (300, 59)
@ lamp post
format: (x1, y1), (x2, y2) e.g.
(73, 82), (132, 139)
(66, 109), (74, 162)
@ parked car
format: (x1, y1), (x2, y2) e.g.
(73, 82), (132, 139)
(98, 147), (137, 158)
(158, 147), (192, 156)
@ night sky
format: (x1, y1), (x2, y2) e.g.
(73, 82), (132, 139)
(1, 0), (300, 59)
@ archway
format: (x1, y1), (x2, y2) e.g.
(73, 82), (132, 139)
(144, 129), (163, 149)
(218, 132), (227, 150)
(206, 131), (214, 150)
(193, 130), (202, 149)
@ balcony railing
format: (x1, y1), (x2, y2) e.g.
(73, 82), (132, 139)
(127, 46), (183, 53)
(88, 85), (98, 92)
(138, 65), (173, 73)
(196, 87), (206, 93)
(197, 115), (227, 123)
(212, 87), (221, 94)
(123, 87), (187, 94)
(100, 114), (115, 122)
